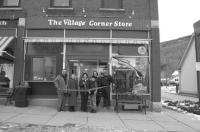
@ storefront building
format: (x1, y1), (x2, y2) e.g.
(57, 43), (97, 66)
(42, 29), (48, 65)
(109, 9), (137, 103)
(2, 0), (161, 111)
(0, 1), (25, 88)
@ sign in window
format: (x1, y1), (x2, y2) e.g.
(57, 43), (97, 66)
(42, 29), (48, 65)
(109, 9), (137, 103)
(1, 0), (19, 6)
(52, 0), (70, 7)
(32, 57), (56, 81)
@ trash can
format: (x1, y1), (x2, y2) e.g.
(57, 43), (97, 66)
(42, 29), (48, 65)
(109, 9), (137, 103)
(15, 84), (30, 107)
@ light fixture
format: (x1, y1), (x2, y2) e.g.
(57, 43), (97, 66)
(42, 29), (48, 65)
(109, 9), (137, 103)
(42, 8), (46, 13)
(82, 8), (85, 13)
(131, 10), (135, 15)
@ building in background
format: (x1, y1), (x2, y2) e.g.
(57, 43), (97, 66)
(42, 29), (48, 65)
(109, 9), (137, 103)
(194, 20), (200, 101)
(0, 0), (161, 111)
(178, 34), (198, 95)
(178, 20), (200, 97)
(0, 1), (25, 88)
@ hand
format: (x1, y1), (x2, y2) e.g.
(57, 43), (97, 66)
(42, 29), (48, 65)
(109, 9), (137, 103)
(88, 91), (91, 94)
(94, 90), (97, 94)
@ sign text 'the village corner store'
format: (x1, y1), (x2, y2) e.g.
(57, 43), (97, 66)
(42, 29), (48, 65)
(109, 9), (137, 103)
(48, 19), (133, 28)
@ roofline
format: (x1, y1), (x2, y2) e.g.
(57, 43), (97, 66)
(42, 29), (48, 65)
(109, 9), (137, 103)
(194, 20), (200, 33)
(178, 33), (195, 69)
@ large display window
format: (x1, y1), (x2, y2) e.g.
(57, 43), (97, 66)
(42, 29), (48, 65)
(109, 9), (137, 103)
(24, 43), (63, 82)
(32, 56), (56, 81)
(112, 44), (150, 94)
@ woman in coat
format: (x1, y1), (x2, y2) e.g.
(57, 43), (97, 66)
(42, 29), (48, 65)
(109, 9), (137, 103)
(79, 73), (90, 112)
(68, 74), (78, 112)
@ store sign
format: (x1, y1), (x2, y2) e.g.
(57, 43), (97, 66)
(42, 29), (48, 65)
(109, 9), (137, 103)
(138, 46), (147, 55)
(18, 18), (25, 27)
(0, 20), (17, 28)
(196, 62), (200, 71)
(48, 18), (133, 28)
(0, 20), (7, 26)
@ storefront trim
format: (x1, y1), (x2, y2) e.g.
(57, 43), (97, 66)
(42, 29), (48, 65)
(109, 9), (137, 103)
(0, 36), (15, 56)
(23, 37), (151, 44)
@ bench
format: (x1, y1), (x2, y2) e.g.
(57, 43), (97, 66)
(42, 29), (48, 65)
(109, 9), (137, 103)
(0, 86), (15, 105)
(115, 92), (150, 114)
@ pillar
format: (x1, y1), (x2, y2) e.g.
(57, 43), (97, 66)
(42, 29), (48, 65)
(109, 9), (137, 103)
(149, 0), (162, 112)
(13, 18), (25, 87)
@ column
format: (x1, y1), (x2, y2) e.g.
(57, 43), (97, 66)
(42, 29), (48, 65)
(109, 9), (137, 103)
(13, 18), (25, 87)
(149, 0), (161, 112)
(109, 30), (113, 100)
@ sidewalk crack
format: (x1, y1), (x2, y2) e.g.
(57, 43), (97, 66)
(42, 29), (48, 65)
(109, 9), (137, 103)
(116, 113), (129, 130)
(166, 112), (199, 132)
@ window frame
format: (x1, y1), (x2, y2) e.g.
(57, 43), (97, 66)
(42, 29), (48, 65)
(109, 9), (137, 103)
(50, 0), (72, 8)
(101, 0), (123, 9)
(31, 56), (57, 82)
(0, 0), (20, 7)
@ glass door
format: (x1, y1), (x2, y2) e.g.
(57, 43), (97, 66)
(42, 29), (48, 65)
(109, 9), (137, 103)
(68, 60), (98, 81)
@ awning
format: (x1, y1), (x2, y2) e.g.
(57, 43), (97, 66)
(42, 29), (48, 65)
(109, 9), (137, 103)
(24, 37), (151, 44)
(0, 36), (15, 58)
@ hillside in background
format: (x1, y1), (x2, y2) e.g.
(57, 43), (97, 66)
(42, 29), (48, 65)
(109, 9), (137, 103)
(160, 35), (192, 78)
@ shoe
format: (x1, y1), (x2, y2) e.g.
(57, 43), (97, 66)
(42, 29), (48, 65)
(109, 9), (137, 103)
(106, 106), (110, 110)
(83, 109), (87, 112)
(90, 109), (96, 113)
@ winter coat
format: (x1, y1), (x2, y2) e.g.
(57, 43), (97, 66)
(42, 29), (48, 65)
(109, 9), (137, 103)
(54, 75), (68, 92)
(89, 79), (97, 95)
(100, 75), (113, 93)
(100, 75), (113, 86)
(93, 76), (101, 87)
(68, 78), (78, 106)
(79, 79), (90, 95)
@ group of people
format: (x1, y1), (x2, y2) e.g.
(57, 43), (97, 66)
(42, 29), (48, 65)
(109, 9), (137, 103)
(54, 69), (113, 113)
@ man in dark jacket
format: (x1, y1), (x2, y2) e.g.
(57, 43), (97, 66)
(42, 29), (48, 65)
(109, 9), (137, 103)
(100, 69), (113, 108)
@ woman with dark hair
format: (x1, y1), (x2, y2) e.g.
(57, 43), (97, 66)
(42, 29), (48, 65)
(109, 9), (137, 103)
(89, 71), (100, 113)
(92, 71), (102, 108)
(79, 73), (90, 112)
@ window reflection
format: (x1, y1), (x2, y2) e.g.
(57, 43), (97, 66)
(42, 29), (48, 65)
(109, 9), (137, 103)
(112, 57), (149, 94)
(32, 57), (56, 81)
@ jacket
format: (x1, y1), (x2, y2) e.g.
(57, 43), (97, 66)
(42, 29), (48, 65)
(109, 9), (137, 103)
(54, 75), (68, 91)
(68, 78), (78, 106)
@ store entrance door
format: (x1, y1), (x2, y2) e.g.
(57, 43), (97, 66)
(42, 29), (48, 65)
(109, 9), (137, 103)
(68, 59), (108, 84)
(68, 60), (97, 80)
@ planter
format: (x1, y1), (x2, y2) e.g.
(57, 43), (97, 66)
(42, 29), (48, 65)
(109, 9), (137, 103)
(15, 100), (28, 107)
(15, 84), (30, 107)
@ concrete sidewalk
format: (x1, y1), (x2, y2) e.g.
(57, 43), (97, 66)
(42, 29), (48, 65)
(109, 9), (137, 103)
(0, 105), (200, 132)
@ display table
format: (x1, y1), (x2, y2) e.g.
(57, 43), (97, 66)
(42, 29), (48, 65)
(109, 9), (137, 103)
(115, 92), (150, 114)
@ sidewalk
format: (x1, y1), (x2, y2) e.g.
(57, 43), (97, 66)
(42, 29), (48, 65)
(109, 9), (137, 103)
(0, 105), (200, 132)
